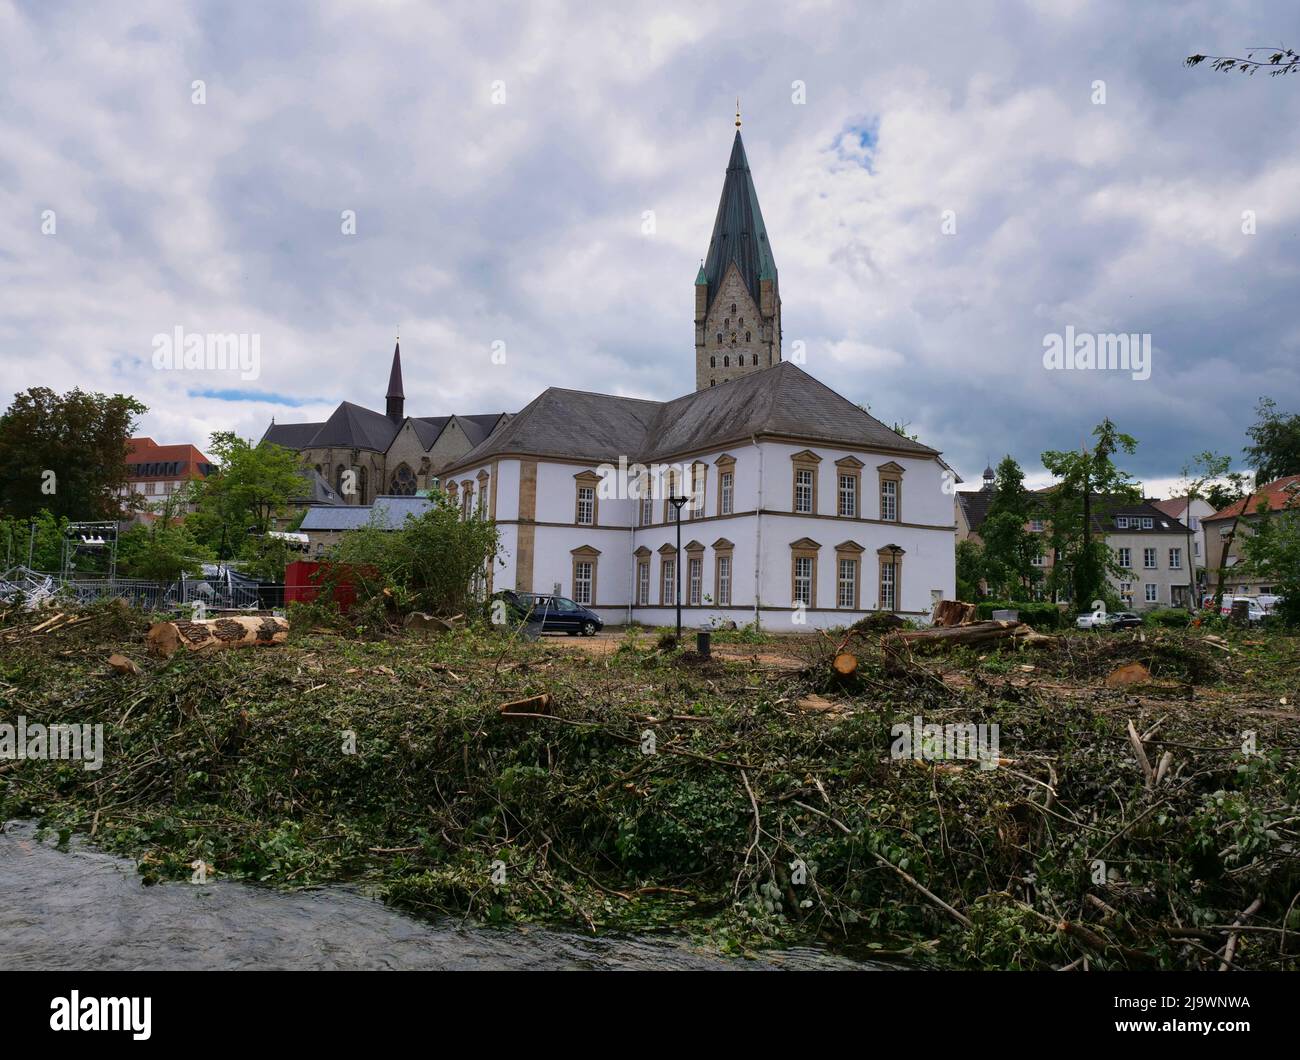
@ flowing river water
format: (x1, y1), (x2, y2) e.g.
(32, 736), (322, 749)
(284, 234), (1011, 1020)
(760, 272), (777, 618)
(0, 821), (878, 971)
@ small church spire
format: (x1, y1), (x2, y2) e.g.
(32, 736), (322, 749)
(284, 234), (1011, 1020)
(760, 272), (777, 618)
(735, 97), (741, 129)
(385, 338), (404, 423)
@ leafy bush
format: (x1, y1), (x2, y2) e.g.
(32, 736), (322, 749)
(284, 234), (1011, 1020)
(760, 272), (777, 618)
(974, 600), (1064, 629)
(1144, 608), (1192, 628)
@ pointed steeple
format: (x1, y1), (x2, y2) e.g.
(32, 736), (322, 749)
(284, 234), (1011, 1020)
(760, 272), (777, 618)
(698, 128), (777, 315)
(385, 339), (404, 423)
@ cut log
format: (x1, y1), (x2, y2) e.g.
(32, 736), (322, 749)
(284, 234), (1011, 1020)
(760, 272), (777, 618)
(1105, 661), (1151, 688)
(107, 653), (141, 676)
(930, 599), (977, 628)
(884, 620), (1054, 653)
(147, 616), (289, 657)
(832, 652), (858, 677)
(498, 692), (554, 716)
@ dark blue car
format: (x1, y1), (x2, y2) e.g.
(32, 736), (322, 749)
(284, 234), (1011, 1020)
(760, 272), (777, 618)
(495, 591), (603, 636)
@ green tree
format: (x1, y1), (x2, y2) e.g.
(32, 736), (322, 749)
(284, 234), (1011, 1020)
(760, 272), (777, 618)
(332, 491), (499, 616)
(0, 510), (66, 571)
(0, 388), (146, 520)
(1241, 495), (1300, 625)
(188, 433), (305, 552)
(979, 456), (1043, 599)
(117, 493), (212, 582)
(1244, 398), (1300, 484)
(955, 538), (987, 601)
(1041, 419), (1141, 610)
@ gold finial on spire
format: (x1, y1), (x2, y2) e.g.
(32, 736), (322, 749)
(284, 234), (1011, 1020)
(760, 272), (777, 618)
(735, 97), (742, 129)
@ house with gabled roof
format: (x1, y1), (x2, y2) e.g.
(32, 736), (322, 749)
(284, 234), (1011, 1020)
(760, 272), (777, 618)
(437, 120), (956, 629)
(1201, 475), (1300, 598)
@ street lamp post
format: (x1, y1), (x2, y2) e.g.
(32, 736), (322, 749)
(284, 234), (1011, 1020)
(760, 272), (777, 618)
(669, 494), (688, 645)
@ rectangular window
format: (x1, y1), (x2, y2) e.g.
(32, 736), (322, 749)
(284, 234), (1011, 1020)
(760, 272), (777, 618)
(717, 556), (732, 606)
(879, 560), (896, 610)
(1168, 547), (1181, 570)
(661, 559), (676, 605)
(838, 474), (857, 517)
(574, 561), (593, 605)
(637, 561), (649, 606)
(1141, 517), (1154, 530)
(688, 557), (702, 605)
(793, 556), (813, 606)
(880, 479), (898, 522)
(1145, 583), (1158, 603)
(1120, 582), (1134, 604)
(837, 558), (856, 609)
(721, 471), (734, 515)
(1116, 516), (1129, 529)
(1143, 547), (1157, 569)
(1029, 519), (1045, 532)
(691, 467), (705, 518)
(795, 469), (814, 514)
(576, 486), (595, 525)
(640, 492), (653, 526)
(1118, 547), (1131, 568)
(1031, 550), (1045, 567)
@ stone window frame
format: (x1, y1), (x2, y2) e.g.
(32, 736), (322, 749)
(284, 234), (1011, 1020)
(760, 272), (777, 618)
(834, 540), (865, 610)
(877, 545), (904, 611)
(574, 470), (600, 526)
(570, 545), (600, 607)
(461, 481), (474, 518)
(685, 540), (704, 605)
(634, 545), (651, 606)
(791, 450), (822, 515)
(877, 461), (904, 522)
(835, 455), (863, 518)
(658, 542), (678, 606)
(713, 537), (735, 606)
(715, 453), (736, 516)
(663, 468), (682, 524)
(476, 469), (490, 516)
(789, 537), (821, 609)
(690, 461), (708, 519)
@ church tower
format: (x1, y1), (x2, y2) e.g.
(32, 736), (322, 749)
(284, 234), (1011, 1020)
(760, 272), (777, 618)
(695, 109), (781, 391)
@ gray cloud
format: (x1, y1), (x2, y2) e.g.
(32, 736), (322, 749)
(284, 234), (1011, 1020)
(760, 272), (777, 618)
(1, 0), (1298, 489)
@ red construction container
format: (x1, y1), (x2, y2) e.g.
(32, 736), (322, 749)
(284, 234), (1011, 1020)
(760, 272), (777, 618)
(284, 560), (366, 612)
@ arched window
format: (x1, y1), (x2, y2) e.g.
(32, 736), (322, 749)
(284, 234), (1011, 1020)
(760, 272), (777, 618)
(335, 464), (347, 494)
(723, 355), (730, 367)
(716, 333), (722, 344)
(710, 355), (716, 367)
(389, 463), (417, 496)
(730, 302), (736, 314)
(738, 317), (744, 327)
(358, 466), (368, 504)
(710, 379), (716, 386)
(745, 332), (751, 343)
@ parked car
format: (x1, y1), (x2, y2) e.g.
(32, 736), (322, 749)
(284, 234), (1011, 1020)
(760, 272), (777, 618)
(1218, 597), (1267, 624)
(493, 590), (603, 636)
(1106, 611), (1143, 630)
(1076, 609), (1109, 630)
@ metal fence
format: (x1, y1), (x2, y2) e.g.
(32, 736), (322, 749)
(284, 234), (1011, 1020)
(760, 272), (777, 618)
(1, 567), (284, 612)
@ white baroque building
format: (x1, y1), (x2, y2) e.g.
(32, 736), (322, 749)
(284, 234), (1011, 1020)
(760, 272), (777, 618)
(438, 124), (956, 630)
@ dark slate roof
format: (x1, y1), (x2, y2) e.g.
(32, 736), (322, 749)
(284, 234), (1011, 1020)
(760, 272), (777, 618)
(307, 401), (404, 452)
(458, 413), (509, 448)
(637, 361), (935, 462)
(300, 495), (434, 532)
(1093, 497), (1190, 535)
(292, 468), (341, 505)
(957, 489), (995, 533)
(445, 362), (937, 472)
(262, 421), (325, 448)
(411, 415), (452, 448)
(699, 131), (777, 314)
(449, 388), (661, 466)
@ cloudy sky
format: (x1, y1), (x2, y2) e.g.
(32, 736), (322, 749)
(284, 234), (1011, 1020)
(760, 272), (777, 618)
(2, 0), (1298, 493)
